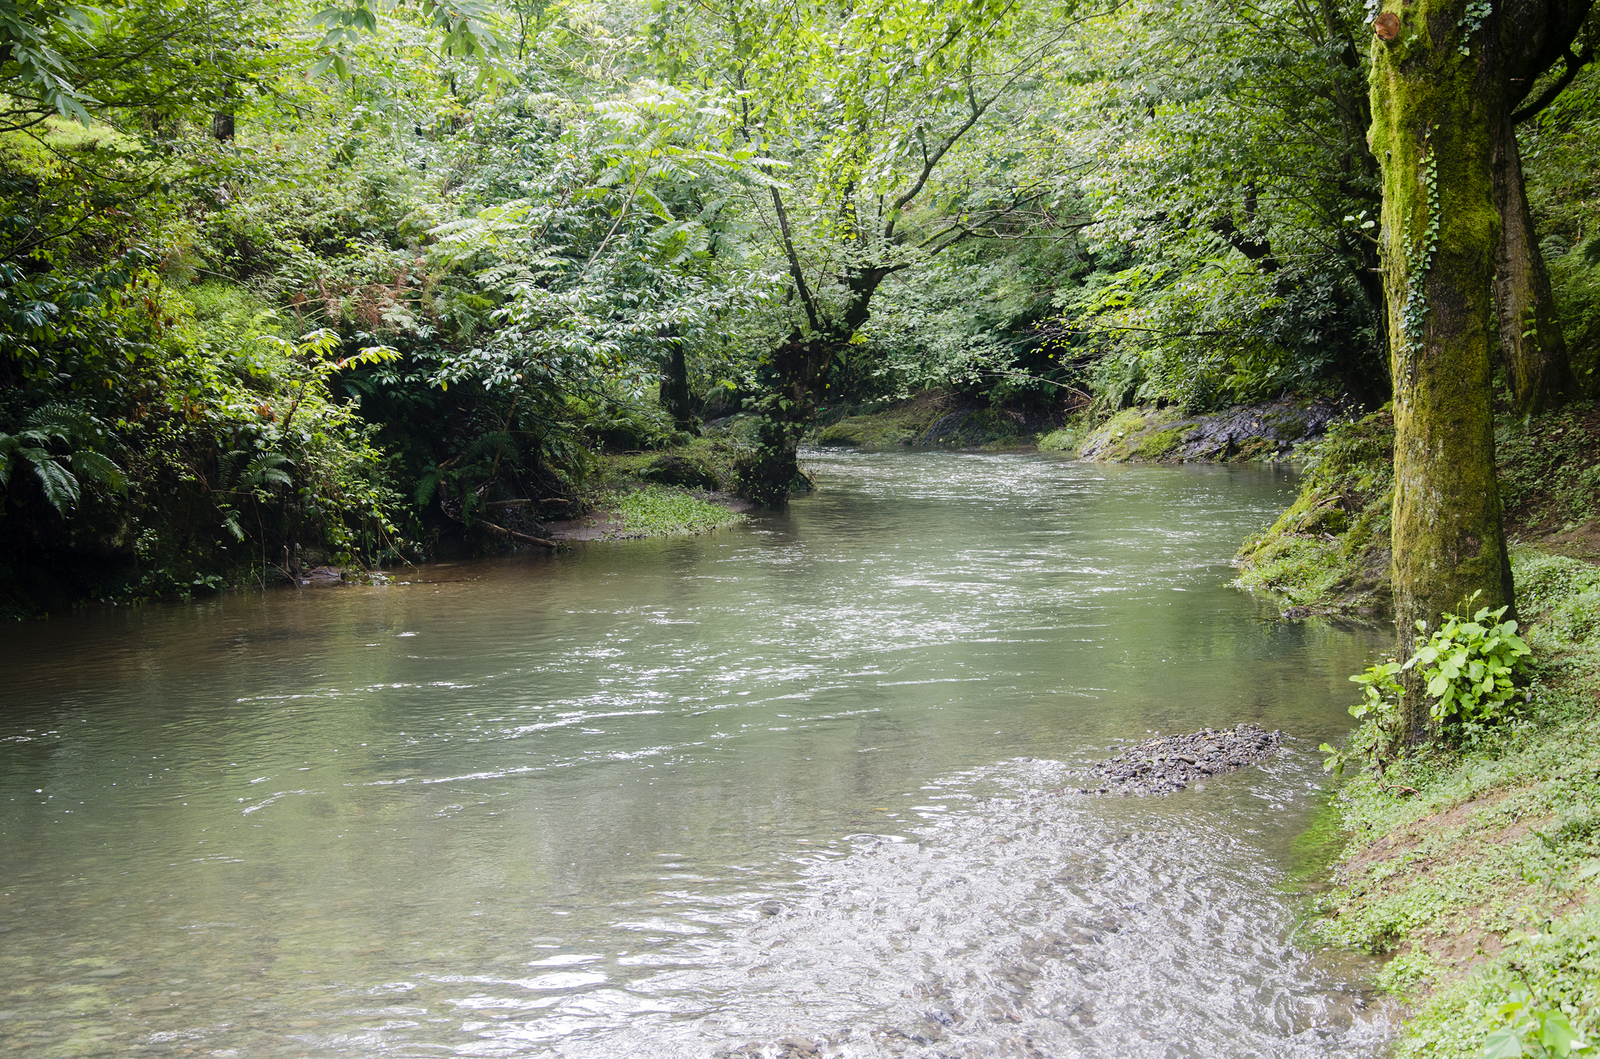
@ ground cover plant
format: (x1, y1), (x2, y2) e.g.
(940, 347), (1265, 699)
(1309, 547), (1600, 1058)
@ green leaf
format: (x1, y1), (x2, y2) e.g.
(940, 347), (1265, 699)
(1481, 1025), (1526, 1059)
(32, 456), (79, 514)
(1541, 1012), (1584, 1056)
(70, 450), (126, 494)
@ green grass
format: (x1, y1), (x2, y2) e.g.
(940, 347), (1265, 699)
(609, 485), (744, 537)
(1313, 547), (1600, 1056)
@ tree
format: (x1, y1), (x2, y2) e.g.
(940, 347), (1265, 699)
(1368, 0), (1591, 745)
(1062, 0), (1393, 412)
(1492, 32), (1593, 415)
(651, 0), (1097, 503)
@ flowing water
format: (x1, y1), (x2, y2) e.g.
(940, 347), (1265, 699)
(0, 450), (1393, 1058)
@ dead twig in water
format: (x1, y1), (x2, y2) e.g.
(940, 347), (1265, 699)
(477, 521), (559, 549)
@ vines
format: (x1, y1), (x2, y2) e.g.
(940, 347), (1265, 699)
(1399, 131), (1441, 357)
(1457, 0), (1493, 54)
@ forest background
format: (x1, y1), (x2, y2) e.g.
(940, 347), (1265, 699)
(6, 0), (1600, 1053)
(9, 0), (1594, 610)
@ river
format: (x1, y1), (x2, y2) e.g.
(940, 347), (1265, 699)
(0, 449), (1392, 1057)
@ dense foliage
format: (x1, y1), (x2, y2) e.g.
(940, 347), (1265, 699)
(1, 0), (1597, 614)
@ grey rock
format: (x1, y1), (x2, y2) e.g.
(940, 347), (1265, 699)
(1079, 724), (1284, 795)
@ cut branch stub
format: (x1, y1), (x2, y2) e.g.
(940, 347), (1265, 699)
(1373, 13), (1401, 41)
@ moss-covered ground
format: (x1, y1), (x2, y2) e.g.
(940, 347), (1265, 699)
(1233, 409), (1396, 615)
(1074, 406), (1185, 460)
(1235, 401), (1600, 618)
(809, 391), (1041, 449)
(554, 432), (752, 541)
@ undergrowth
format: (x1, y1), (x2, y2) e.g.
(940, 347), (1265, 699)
(1497, 403), (1600, 534)
(589, 434), (745, 496)
(1316, 549), (1600, 1058)
(1233, 408), (1394, 611)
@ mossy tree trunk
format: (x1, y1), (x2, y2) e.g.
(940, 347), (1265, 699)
(1492, 102), (1577, 416)
(733, 271), (891, 507)
(735, 329), (835, 506)
(1369, 0), (1590, 746)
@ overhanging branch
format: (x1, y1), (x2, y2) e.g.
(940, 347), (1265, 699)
(1512, 44), (1595, 123)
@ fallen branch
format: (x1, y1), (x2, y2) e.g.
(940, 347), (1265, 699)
(478, 520), (558, 549)
(483, 497), (571, 508)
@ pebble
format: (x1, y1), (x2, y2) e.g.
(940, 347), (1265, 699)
(1077, 723), (1284, 795)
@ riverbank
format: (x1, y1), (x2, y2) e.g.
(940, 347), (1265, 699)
(549, 436), (755, 541)
(0, 389), (1354, 618)
(804, 391), (1345, 458)
(1234, 402), (1600, 1056)
(547, 391), (1351, 544)
(1234, 400), (1600, 620)
(1308, 549), (1600, 1057)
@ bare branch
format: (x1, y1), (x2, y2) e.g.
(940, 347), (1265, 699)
(1512, 44), (1595, 123)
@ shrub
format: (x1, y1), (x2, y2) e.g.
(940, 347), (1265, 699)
(1323, 595), (1532, 775)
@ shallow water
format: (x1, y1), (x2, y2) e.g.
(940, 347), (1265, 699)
(0, 450), (1391, 1057)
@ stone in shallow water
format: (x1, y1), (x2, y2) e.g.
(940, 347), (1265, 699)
(79, 967), (129, 979)
(1077, 724), (1284, 795)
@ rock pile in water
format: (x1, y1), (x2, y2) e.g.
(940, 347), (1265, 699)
(1078, 723), (1284, 795)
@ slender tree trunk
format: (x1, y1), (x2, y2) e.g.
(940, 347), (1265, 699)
(1370, 0), (1517, 746)
(658, 333), (696, 433)
(1492, 111), (1576, 414)
(1350, 235), (1394, 406)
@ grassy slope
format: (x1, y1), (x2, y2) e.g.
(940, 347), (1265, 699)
(1316, 552), (1600, 1056)
(1251, 407), (1600, 1056)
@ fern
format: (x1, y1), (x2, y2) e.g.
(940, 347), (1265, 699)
(218, 450), (294, 494)
(0, 403), (126, 515)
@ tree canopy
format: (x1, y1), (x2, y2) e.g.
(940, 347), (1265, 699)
(2, 0), (1598, 667)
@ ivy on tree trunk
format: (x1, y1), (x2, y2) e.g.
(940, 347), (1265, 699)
(1369, 0), (1591, 746)
(734, 330), (833, 506)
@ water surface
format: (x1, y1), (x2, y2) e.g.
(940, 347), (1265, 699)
(0, 450), (1390, 1057)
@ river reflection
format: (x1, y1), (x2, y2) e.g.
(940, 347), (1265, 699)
(0, 450), (1390, 1057)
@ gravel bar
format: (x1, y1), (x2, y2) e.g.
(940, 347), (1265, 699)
(1077, 723), (1285, 795)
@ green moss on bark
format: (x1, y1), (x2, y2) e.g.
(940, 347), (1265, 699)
(1370, 0), (1515, 744)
